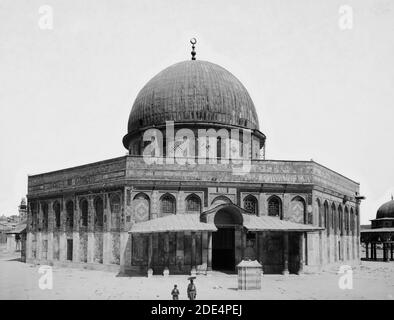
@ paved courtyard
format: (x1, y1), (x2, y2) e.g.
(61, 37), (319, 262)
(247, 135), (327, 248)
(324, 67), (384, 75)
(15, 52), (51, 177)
(0, 249), (393, 300)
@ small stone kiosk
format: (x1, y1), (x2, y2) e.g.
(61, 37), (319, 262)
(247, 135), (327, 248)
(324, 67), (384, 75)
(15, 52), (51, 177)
(237, 260), (262, 290)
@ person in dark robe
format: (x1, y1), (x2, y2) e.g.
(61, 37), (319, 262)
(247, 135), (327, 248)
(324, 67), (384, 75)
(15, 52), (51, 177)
(187, 279), (196, 300)
(171, 284), (179, 300)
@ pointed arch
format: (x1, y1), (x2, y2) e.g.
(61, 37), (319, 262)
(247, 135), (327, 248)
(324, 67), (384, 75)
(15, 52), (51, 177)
(243, 194), (258, 215)
(110, 193), (121, 230)
(315, 198), (322, 227)
(290, 195), (306, 224)
(323, 200), (329, 232)
(133, 192), (151, 222)
(350, 207), (355, 235)
(331, 202), (337, 234)
(79, 198), (89, 227)
(211, 195), (232, 206)
(94, 196), (104, 229)
(338, 204), (343, 235)
(160, 193), (176, 216)
(344, 206), (350, 235)
(185, 193), (202, 213)
(53, 201), (61, 229)
(267, 195), (282, 218)
(41, 202), (49, 231)
(66, 200), (74, 229)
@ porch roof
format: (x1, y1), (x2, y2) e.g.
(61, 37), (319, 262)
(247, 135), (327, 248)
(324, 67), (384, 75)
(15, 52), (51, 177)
(360, 227), (394, 233)
(5, 223), (26, 234)
(128, 214), (217, 234)
(243, 214), (323, 232)
(128, 212), (322, 234)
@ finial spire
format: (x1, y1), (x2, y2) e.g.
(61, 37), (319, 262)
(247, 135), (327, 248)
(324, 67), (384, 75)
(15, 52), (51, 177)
(190, 38), (197, 60)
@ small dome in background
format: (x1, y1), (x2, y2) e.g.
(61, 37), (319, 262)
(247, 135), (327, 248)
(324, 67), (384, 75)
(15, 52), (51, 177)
(376, 199), (394, 219)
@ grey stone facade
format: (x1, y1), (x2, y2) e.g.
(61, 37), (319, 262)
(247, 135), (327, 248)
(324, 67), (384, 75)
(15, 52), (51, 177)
(26, 156), (361, 275)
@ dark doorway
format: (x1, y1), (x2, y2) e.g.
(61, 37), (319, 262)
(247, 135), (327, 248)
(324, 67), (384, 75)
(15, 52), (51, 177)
(67, 239), (73, 261)
(338, 241), (341, 261)
(288, 233), (300, 274)
(212, 227), (235, 271)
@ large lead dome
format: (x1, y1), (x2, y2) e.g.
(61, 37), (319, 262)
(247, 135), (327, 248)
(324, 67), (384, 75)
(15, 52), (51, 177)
(126, 60), (259, 135)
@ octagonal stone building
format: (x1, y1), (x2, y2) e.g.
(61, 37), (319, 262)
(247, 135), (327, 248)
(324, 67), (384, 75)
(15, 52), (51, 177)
(26, 54), (361, 276)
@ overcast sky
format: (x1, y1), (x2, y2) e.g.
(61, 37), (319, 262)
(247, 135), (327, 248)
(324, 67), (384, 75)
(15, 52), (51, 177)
(1, 0), (393, 224)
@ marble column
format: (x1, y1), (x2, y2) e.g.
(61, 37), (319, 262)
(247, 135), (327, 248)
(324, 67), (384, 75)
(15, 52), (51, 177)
(298, 233), (305, 274)
(207, 232), (212, 271)
(164, 232), (170, 269)
(282, 232), (289, 276)
(148, 234), (153, 275)
(365, 243), (369, 259)
(191, 232), (196, 269)
(119, 232), (129, 273)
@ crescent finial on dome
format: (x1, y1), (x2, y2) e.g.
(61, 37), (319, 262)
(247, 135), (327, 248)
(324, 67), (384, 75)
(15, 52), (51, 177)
(190, 38), (197, 60)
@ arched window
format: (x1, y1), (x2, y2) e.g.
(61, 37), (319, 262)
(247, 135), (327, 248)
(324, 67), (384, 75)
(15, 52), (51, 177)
(244, 195), (258, 215)
(94, 197), (104, 228)
(66, 201), (74, 229)
(160, 194), (176, 216)
(345, 207), (350, 235)
(80, 198), (88, 227)
(324, 201), (329, 232)
(186, 194), (201, 213)
(316, 199), (322, 227)
(338, 205), (343, 235)
(133, 193), (150, 222)
(41, 202), (48, 230)
(331, 203), (336, 234)
(217, 137), (222, 159)
(290, 196), (306, 224)
(53, 201), (61, 229)
(350, 208), (355, 235)
(268, 196), (282, 218)
(30, 202), (38, 230)
(110, 194), (121, 230)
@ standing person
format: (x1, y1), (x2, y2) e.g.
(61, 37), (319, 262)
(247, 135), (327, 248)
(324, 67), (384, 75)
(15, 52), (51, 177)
(171, 284), (179, 300)
(187, 277), (196, 300)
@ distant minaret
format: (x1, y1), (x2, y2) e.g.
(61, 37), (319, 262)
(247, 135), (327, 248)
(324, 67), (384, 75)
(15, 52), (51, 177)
(190, 38), (197, 60)
(18, 198), (27, 222)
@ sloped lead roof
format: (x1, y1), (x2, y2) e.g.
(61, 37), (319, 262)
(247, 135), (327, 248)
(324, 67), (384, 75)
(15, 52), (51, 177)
(129, 206), (323, 234)
(129, 214), (217, 234)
